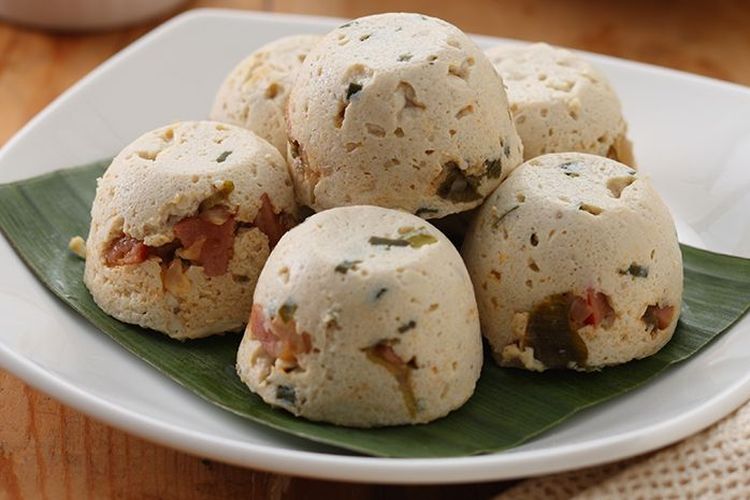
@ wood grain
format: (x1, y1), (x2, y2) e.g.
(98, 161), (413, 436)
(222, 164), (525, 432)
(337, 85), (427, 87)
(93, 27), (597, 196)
(1, 0), (749, 498)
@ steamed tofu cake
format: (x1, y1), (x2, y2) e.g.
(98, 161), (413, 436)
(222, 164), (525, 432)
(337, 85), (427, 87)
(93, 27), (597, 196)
(462, 153), (682, 371)
(84, 121), (297, 339)
(210, 35), (322, 158)
(237, 206), (483, 427)
(287, 13), (523, 219)
(486, 43), (634, 165)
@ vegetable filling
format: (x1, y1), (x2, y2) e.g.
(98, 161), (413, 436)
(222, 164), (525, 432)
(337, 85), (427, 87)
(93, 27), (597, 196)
(642, 304), (675, 332)
(523, 289), (615, 369)
(250, 303), (312, 365)
(103, 194), (293, 278)
(363, 341), (418, 417)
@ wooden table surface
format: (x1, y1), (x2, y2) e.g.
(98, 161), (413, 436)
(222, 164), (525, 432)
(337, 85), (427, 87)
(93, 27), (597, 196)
(1, 1), (749, 498)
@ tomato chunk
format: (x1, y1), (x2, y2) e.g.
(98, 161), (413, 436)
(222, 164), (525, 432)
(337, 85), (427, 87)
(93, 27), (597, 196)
(253, 193), (291, 248)
(105, 235), (149, 266)
(569, 289), (615, 330)
(104, 198), (291, 276)
(643, 304), (675, 330)
(174, 207), (236, 277)
(249, 304), (312, 363)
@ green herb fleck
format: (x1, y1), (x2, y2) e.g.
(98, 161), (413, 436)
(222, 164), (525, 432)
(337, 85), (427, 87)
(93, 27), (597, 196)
(406, 233), (437, 248)
(375, 288), (388, 299)
(338, 21), (356, 29)
(436, 161), (482, 203)
(369, 232), (437, 249)
(276, 385), (296, 404)
(504, 144), (511, 157)
(619, 263), (649, 278)
(415, 207), (439, 217)
(335, 260), (362, 274)
(492, 205), (519, 228)
(346, 83), (363, 100)
(398, 320), (417, 333)
(215, 151), (232, 163)
(369, 236), (410, 247)
(278, 302), (297, 323)
(560, 161), (582, 177)
(485, 158), (502, 179)
(398, 53), (413, 62)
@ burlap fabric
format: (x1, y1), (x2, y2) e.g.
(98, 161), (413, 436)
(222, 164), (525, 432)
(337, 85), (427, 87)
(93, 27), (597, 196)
(497, 399), (750, 499)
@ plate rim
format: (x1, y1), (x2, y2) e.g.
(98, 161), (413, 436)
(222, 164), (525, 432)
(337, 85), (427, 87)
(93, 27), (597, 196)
(3, 338), (749, 484)
(1, 7), (750, 484)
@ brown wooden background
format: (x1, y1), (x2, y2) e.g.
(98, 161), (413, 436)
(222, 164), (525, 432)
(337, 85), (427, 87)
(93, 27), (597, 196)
(1, 1), (749, 498)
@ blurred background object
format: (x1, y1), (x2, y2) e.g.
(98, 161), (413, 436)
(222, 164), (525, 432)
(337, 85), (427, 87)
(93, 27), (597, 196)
(1, 0), (748, 146)
(0, 0), (187, 30)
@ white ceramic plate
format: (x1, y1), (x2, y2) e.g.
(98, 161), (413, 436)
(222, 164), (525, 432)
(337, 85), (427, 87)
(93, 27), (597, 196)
(1, 9), (750, 485)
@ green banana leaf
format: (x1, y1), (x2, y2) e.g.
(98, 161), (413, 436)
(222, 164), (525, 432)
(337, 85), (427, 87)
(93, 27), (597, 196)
(1, 161), (749, 458)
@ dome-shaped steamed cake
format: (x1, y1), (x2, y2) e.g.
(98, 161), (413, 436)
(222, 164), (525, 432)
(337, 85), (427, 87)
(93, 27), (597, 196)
(486, 43), (634, 165)
(286, 12), (523, 218)
(84, 121), (297, 339)
(237, 205), (483, 426)
(462, 153), (682, 370)
(210, 35), (322, 158)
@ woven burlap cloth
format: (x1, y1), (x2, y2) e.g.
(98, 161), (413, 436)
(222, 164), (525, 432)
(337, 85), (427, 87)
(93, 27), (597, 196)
(496, 398), (750, 499)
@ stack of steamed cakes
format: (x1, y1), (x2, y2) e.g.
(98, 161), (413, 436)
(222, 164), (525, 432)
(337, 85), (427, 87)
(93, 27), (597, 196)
(82, 12), (682, 427)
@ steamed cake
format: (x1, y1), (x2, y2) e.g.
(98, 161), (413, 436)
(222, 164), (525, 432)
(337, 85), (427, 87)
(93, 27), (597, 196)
(286, 13), (523, 218)
(84, 121), (297, 339)
(462, 153), (682, 370)
(486, 43), (634, 165)
(210, 34), (322, 158)
(236, 205), (483, 426)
